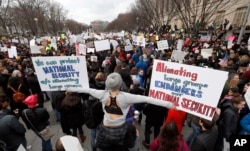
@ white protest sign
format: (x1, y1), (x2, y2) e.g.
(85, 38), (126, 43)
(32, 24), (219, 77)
(136, 36), (146, 47)
(125, 39), (131, 46)
(244, 87), (250, 109)
(200, 35), (211, 42)
(125, 45), (133, 51)
(1, 46), (7, 52)
(150, 60), (228, 121)
(12, 39), (19, 43)
(31, 56), (89, 91)
(8, 46), (17, 58)
(203, 43), (210, 48)
(177, 39), (183, 51)
(228, 41), (233, 49)
(171, 50), (188, 62)
(30, 39), (36, 47)
(201, 49), (213, 59)
(70, 35), (77, 45)
(87, 48), (95, 53)
(30, 46), (43, 54)
(79, 44), (86, 55)
(110, 40), (118, 49)
(91, 56), (98, 62)
(94, 39), (110, 52)
(132, 35), (137, 45)
(157, 40), (169, 50)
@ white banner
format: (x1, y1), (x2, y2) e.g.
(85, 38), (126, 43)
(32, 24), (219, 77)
(31, 56), (89, 91)
(150, 60), (228, 121)
(157, 40), (169, 50)
(94, 39), (110, 52)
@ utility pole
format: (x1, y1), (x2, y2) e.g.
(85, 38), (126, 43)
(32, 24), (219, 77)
(237, 2), (250, 44)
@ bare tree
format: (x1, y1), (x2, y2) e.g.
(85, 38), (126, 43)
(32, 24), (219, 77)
(0, 0), (14, 34)
(172, 0), (236, 33)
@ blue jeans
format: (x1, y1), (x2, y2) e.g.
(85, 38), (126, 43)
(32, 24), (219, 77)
(187, 121), (200, 148)
(35, 131), (53, 151)
(91, 127), (100, 151)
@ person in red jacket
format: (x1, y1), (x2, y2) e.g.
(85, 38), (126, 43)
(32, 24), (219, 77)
(164, 109), (187, 134)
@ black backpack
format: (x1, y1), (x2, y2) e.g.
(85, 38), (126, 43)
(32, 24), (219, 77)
(83, 99), (104, 129)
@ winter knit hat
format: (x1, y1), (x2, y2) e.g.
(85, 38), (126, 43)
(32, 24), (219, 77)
(23, 94), (38, 109)
(12, 70), (21, 77)
(105, 73), (123, 90)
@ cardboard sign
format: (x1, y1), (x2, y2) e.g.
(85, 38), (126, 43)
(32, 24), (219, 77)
(31, 56), (89, 91)
(201, 49), (213, 59)
(8, 46), (17, 58)
(171, 50), (188, 62)
(157, 40), (169, 50)
(149, 60), (228, 120)
(30, 46), (44, 54)
(94, 39), (110, 52)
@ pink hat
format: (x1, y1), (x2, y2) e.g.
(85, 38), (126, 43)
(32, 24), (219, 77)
(23, 94), (38, 108)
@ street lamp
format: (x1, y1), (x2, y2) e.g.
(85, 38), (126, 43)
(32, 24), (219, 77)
(136, 17), (139, 31)
(34, 18), (38, 36)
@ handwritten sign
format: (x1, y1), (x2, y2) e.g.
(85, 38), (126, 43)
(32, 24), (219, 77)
(94, 39), (110, 52)
(201, 49), (213, 59)
(31, 56), (89, 91)
(149, 60), (228, 120)
(87, 48), (95, 53)
(157, 40), (169, 50)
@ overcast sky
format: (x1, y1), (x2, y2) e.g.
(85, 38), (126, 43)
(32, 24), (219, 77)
(54, 0), (136, 25)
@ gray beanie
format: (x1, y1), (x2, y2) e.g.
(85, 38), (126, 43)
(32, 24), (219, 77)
(105, 73), (123, 90)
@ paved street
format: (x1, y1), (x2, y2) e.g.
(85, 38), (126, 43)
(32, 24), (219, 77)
(23, 101), (192, 151)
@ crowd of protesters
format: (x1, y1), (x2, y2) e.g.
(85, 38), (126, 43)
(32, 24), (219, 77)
(0, 24), (250, 151)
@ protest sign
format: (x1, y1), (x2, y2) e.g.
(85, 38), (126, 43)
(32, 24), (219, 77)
(203, 43), (209, 48)
(94, 39), (110, 52)
(30, 39), (36, 47)
(125, 45), (133, 51)
(136, 36), (146, 47)
(171, 50), (188, 62)
(30, 46), (43, 54)
(200, 35), (211, 42)
(31, 56), (89, 91)
(79, 44), (86, 55)
(91, 56), (98, 62)
(87, 48), (95, 53)
(12, 39), (19, 43)
(8, 46), (17, 58)
(177, 39), (184, 51)
(149, 60), (228, 120)
(110, 40), (118, 49)
(157, 40), (169, 50)
(201, 49), (213, 59)
(244, 87), (250, 109)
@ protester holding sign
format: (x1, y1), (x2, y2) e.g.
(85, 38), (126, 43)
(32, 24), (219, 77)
(68, 72), (175, 150)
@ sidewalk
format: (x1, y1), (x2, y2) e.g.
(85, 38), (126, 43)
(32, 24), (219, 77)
(23, 101), (192, 151)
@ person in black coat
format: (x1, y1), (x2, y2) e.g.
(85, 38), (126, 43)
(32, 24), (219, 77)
(215, 95), (246, 151)
(0, 95), (27, 151)
(60, 92), (86, 143)
(0, 67), (10, 94)
(21, 95), (53, 151)
(6, 76), (30, 116)
(26, 68), (44, 107)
